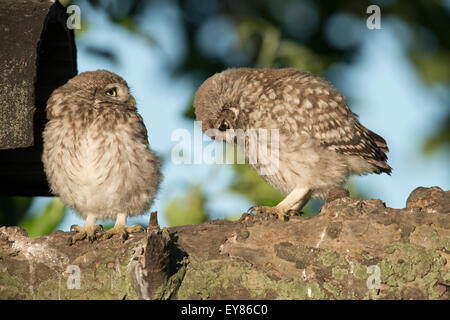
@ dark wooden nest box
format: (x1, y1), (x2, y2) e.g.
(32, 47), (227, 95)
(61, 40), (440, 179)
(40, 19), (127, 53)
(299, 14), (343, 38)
(0, 0), (77, 196)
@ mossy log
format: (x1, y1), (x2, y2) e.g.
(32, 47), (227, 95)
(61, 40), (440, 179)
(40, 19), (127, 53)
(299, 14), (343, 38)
(0, 186), (448, 300)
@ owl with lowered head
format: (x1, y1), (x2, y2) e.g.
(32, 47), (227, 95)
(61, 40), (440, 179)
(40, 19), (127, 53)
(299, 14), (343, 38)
(42, 70), (162, 244)
(194, 68), (391, 219)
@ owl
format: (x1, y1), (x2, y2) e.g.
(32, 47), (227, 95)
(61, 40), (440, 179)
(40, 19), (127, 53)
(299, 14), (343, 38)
(194, 68), (391, 219)
(42, 70), (162, 243)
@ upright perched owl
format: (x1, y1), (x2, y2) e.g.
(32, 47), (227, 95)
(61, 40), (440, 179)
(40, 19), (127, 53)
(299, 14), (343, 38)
(194, 68), (391, 219)
(42, 70), (162, 243)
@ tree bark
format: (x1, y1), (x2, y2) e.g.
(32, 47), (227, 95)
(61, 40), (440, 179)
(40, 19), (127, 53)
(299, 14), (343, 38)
(0, 186), (448, 300)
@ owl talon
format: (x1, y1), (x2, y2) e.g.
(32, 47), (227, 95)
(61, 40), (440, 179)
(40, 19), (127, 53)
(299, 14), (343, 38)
(69, 229), (87, 245)
(125, 225), (146, 233)
(70, 224), (83, 233)
(247, 206), (257, 214)
(102, 224), (145, 241)
(87, 234), (96, 243)
(286, 209), (303, 217)
(247, 206), (288, 221)
(69, 223), (103, 245)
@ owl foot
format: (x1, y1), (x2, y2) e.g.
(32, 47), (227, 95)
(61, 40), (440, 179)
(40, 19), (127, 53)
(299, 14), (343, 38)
(247, 206), (294, 221)
(69, 224), (103, 245)
(101, 225), (146, 241)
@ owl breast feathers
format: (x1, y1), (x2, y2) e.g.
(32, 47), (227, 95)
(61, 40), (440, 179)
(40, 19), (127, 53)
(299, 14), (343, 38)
(194, 68), (391, 201)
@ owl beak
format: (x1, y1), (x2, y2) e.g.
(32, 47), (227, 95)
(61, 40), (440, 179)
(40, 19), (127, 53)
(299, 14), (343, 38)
(129, 96), (136, 106)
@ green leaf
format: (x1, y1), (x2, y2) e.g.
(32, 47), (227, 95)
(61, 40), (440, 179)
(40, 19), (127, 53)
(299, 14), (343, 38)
(423, 116), (450, 155)
(237, 19), (280, 68)
(276, 41), (327, 74)
(230, 164), (284, 207)
(20, 199), (66, 237)
(183, 96), (196, 119)
(411, 50), (450, 83)
(164, 185), (209, 227)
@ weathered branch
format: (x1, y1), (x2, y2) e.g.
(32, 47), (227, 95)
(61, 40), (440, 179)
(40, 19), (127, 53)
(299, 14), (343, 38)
(0, 186), (448, 299)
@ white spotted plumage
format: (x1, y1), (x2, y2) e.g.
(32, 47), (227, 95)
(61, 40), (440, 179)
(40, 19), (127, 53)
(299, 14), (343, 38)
(194, 68), (391, 217)
(42, 70), (162, 242)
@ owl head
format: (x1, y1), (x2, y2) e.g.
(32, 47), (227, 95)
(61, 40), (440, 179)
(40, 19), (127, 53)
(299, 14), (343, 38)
(193, 68), (250, 143)
(46, 69), (137, 119)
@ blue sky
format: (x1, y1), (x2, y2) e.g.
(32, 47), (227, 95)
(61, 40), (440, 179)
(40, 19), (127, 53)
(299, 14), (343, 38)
(32, 1), (449, 230)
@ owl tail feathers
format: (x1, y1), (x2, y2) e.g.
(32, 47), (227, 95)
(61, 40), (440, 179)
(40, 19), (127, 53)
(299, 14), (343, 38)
(369, 158), (392, 175)
(367, 130), (392, 175)
(369, 130), (389, 153)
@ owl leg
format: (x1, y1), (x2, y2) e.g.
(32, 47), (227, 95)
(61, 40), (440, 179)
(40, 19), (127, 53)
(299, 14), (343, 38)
(248, 186), (311, 220)
(101, 213), (146, 241)
(69, 214), (103, 245)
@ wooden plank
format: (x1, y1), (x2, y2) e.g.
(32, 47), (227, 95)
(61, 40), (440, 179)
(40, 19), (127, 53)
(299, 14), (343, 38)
(0, 0), (77, 196)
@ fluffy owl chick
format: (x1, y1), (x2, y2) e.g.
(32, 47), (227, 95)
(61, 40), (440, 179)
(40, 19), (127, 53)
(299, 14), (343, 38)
(194, 68), (391, 219)
(42, 70), (162, 244)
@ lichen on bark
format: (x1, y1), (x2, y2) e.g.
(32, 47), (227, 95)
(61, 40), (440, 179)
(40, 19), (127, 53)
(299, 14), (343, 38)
(0, 186), (448, 299)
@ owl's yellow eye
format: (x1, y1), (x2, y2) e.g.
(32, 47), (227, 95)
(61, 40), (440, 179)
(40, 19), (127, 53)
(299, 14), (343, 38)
(218, 119), (230, 131)
(105, 88), (117, 97)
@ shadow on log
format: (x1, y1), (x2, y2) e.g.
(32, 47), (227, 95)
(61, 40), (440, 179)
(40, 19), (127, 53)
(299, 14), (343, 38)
(0, 186), (448, 299)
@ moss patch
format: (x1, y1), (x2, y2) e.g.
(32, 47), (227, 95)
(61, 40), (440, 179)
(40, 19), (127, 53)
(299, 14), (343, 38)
(379, 241), (448, 299)
(177, 258), (328, 299)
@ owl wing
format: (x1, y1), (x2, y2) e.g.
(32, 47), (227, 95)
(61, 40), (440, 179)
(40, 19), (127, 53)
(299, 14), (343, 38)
(317, 116), (392, 174)
(282, 72), (391, 174)
(130, 113), (150, 146)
